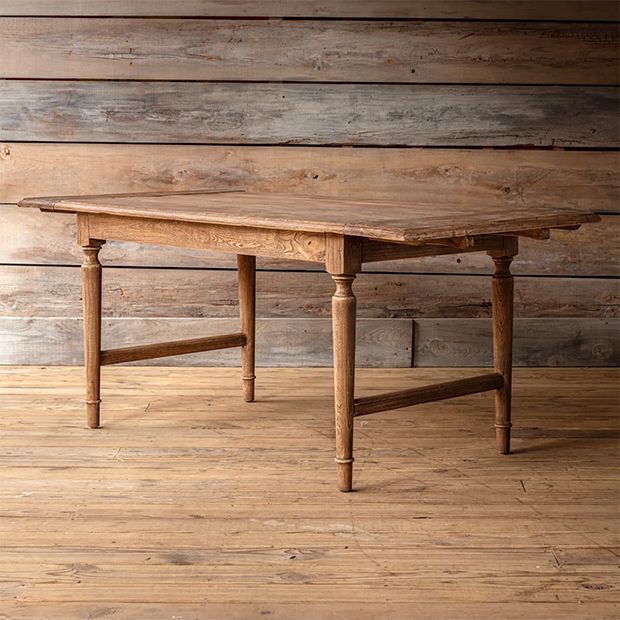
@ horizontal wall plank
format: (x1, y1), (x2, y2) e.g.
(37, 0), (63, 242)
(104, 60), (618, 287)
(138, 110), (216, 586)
(3, 205), (618, 277)
(2, 266), (617, 319)
(1, 1), (617, 20)
(414, 319), (620, 367)
(1, 18), (616, 84)
(2, 82), (616, 147)
(3, 144), (618, 213)
(0, 317), (411, 367)
(369, 218), (620, 276)
(1, 317), (616, 367)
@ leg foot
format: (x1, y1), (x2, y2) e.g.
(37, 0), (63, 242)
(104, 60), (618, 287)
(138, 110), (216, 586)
(238, 255), (256, 402)
(242, 376), (255, 403)
(335, 458), (354, 492)
(87, 400), (101, 429)
(495, 424), (511, 455)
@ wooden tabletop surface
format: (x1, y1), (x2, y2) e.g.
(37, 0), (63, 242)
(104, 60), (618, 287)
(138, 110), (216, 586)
(19, 189), (600, 243)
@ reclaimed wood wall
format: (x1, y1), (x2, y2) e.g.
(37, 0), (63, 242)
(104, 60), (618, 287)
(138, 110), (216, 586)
(0, 1), (618, 367)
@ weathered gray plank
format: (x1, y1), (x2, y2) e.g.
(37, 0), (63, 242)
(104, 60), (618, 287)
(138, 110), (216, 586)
(1, 18), (616, 84)
(414, 318), (620, 367)
(2, 82), (617, 147)
(1, 317), (616, 367)
(4, 143), (618, 215)
(2, 266), (617, 319)
(3, 145), (618, 213)
(3, 204), (618, 278)
(0, 317), (411, 367)
(1, 1), (617, 20)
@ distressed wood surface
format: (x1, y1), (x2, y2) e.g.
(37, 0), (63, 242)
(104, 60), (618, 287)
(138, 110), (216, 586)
(0, 317), (412, 367)
(1, 1), (617, 20)
(23, 193), (598, 244)
(3, 145), (618, 213)
(2, 1), (618, 372)
(1, 18), (616, 84)
(19, 190), (598, 244)
(2, 82), (617, 147)
(1, 317), (615, 367)
(3, 266), (617, 319)
(0, 366), (617, 614)
(414, 318), (620, 367)
(5, 205), (615, 275)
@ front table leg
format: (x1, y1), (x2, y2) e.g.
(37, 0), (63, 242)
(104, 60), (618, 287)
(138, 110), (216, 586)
(81, 241), (104, 428)
(331, 274), (357, 492)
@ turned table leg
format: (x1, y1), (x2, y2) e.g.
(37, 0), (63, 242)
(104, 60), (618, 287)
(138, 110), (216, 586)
(326, 235), (361, 492)
(489, 249), (516, 454)
(331, 274), (357, 492)
(81, 242), (104, 428)
(237, 255), (256, 402)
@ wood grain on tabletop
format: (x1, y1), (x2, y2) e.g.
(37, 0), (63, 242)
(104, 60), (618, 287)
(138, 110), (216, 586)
(18, 191), (599, 244)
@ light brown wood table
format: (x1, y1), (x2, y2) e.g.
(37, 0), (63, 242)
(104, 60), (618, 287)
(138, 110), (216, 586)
(19, 190), (599, 491)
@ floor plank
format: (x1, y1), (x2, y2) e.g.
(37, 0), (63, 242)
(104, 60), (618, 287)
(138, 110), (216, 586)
(0, 367), (618, 617)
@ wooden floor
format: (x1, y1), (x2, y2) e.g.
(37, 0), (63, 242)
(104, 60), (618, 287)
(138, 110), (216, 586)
(0, 366), (618, 619)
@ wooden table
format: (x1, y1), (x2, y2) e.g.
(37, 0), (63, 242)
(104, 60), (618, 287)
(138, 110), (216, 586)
(19, 190), (599, 491)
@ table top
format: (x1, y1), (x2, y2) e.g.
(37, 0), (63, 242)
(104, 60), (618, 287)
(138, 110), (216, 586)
(19, 189), (600, 243)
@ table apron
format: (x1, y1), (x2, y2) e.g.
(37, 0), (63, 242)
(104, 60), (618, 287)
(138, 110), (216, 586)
(78, 212), (327, 263)
(78, 212), (518, 267)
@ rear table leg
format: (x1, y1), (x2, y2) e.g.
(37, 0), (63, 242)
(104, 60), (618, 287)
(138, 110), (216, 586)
(237, 255), (256, 402)
(81, 241), (104, 428)
(489, 245), (517, 454)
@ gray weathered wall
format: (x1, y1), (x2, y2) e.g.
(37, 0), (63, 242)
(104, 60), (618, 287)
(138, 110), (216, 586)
(0, 1), (618, 366)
